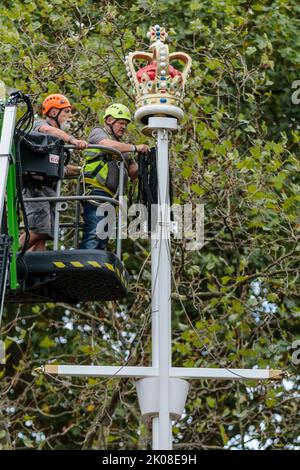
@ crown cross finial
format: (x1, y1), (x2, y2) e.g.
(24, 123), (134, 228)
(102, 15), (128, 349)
(146, 25), (168, 45)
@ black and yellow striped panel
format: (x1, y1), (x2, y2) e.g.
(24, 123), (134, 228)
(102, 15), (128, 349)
(52, 259), (127, 284)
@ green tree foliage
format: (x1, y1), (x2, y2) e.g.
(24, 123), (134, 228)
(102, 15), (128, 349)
(0, 0), (299, 450)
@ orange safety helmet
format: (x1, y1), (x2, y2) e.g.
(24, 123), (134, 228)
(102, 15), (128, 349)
(42, 94), (71, 115)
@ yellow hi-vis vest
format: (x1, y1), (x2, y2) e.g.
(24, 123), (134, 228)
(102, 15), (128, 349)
(83, 148), (114, 196)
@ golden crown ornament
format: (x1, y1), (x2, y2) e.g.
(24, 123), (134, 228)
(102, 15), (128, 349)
(125, 25), (192, 126)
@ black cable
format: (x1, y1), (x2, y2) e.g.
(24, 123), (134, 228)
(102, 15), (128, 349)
(15, 138), (30, 257)
(15, 98), (34, 257)
(138, 147), (161, 233)
(8, 92), (34, 258)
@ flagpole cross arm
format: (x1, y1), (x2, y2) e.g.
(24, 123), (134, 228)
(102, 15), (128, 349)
(41, 364), (285, 381)
(39, 365), (284, 423)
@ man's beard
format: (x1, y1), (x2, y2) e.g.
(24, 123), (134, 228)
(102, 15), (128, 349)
(60, 121), (71, 132)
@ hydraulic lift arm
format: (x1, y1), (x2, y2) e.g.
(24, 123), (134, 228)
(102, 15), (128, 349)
(0, 100), (18, 322)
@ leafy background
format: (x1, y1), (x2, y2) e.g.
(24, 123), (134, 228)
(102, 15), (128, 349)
(0, 0), (299, 449)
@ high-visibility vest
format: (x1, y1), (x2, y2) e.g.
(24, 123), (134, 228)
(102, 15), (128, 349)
(83, 148), (113, 195)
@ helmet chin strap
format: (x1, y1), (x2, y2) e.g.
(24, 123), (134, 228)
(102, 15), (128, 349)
(107, 119), (120, 141)
(48, 108), (63, 129)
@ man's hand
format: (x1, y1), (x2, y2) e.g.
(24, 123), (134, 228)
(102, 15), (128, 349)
(69, 136), (88, 150)
(136, 144), (150, 154)
(65, 165), (81, 176)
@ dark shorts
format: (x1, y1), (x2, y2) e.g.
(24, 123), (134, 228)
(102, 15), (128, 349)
(22, 185), (56, 239)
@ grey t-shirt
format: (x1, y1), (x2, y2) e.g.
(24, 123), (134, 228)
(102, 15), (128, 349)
(87, 127), (135, 194)
(32, 119), (51, 132)
(88, 127), (133, 163)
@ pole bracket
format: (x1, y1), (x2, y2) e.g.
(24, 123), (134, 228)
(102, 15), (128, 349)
(136, 377), (189, 422)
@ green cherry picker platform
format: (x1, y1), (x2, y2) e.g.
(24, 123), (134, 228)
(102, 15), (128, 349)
(0, 89), (129, 315)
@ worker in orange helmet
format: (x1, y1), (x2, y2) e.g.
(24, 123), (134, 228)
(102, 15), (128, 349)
(19, 93), (87, 252)
(38, 93), (87, 150)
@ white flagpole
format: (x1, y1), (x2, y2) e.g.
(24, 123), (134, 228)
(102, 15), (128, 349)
(156, 126), (172, 449)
